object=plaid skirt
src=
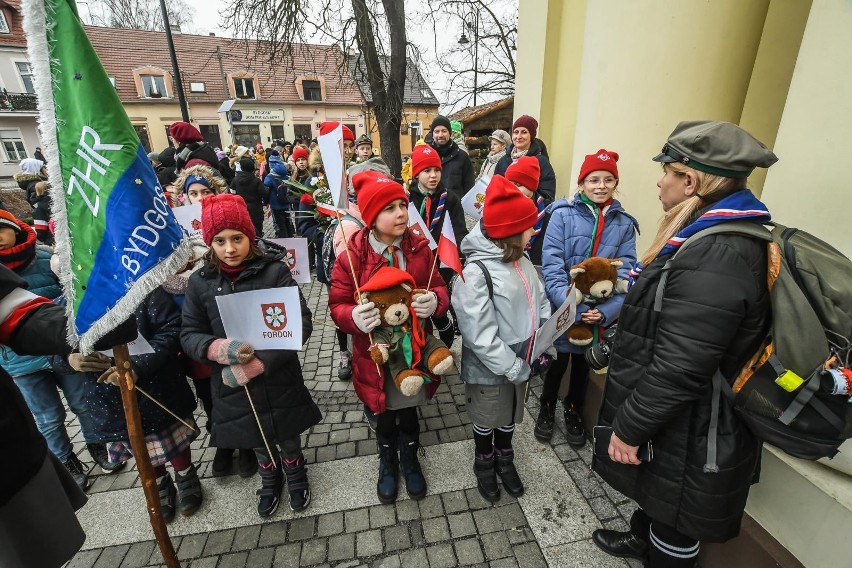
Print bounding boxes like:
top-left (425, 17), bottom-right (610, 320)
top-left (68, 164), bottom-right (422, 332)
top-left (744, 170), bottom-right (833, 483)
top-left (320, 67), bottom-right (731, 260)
top-left (107, 419), bottom-right (199, 467)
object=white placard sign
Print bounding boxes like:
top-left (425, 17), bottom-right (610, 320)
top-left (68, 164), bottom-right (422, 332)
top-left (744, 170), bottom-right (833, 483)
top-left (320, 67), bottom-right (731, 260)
top-left (268, 238), bottom-right (310, 284)
top-left (172, 203), bottom-right (203, 240)
top-left (407, 203), bottom-right (438, 250)
top-left (317, 124), bottom-right (347, 210)
top-left (99, 334), bottom-right (155, 357)
top-left (531, 287), bottom-right (579, 360)
top-left (461, 175), bottom-right (490, 220)
top-left (215, 287), bottom-right (303, 350)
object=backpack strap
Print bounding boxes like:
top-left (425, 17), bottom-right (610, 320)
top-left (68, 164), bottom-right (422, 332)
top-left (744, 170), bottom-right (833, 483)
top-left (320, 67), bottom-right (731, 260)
top-left (472, 260), bottom-right (494, 300)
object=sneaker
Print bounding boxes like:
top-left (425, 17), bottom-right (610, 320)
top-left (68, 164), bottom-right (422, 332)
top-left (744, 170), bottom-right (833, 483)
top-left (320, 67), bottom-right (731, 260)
top-left (211, 448), bottom-right (234, 477)
top-left (87, 443), bottom-right (126, 474)
top-left (564, 404), bottom-right (587, 448)
top-left (256, 462), bottom-right (283, 518)
top-left (238, 449), bottom-right (257, 478)
top-left (337, 350), bottom-right (353, 381)
top-left (534, 401), bottom-right (556, 442)
top-left (157, 473), bottom-right (177, 523)
top-left (363, 404), bottom-right (378, 433)
top-left (283, 454), bottom-right (311, 512)
top-left (63, 453), bottom-right (90, 492)
top-left (175, 464), bottom-right (203, 517)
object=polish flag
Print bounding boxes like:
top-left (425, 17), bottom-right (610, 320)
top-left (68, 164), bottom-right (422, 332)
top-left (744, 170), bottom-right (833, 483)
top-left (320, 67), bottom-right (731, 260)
top-left (437, 220), bottom-right (464, 282)
top-left (315, 201), bottom-right (342, 217)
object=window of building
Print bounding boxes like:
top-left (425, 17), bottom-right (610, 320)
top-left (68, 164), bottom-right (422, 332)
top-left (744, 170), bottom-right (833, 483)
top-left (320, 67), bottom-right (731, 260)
top-left (233, 124), bottom-right (261, 147)
top-left (293, 123), bottom-right (312, 143)
top-left (303, 80), bottom-right (322, 101)
top-left (199, 124), bottom-right (221, 149)
top-left (190, 82), bottom-right (206, 93)
top-left (420, 88), bottom-right (432, 99)
top-left (0, 11), bottom-right (10, 34)
top-left (133, 125), bottom-right (151, 153)
top-left (271, 125), bottom-right (285, 140)
top-left (0, 129), bottom-right (27, 162)
top-left (233, 77), bottom-right (255, 99)
top-left (164, 126), bottom-right (174, 147)
top-left (16, 62), bottom-right (34, 94)
top-left (141, 74), bottom-right (167, 98)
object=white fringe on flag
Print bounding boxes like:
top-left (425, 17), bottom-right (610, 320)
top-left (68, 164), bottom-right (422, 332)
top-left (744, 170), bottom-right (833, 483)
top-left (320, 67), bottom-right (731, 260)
top-left (22, 0), bottom-right (192, 353)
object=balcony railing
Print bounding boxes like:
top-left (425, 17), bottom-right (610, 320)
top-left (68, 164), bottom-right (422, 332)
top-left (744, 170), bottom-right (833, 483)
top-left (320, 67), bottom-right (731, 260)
top-left (0, 90), bottom-right (38, 111)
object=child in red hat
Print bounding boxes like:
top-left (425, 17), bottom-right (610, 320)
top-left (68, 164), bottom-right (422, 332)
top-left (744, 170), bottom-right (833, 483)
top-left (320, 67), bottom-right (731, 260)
top-left (537, 148), bottom-right (637, 448)
top-left (328, 171), bottom-right (450, 505)
top-left (505, 155), bottom-right (549, 267)
top-left (452, 174), bottom-right (556, 502)
top-left (181, 193), bottom-right (321, 518)
top-left (406, 144), bottom-right (469, 347)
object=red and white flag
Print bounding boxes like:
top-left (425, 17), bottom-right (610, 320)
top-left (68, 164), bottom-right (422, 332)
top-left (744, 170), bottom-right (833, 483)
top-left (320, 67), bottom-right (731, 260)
top-left (437, 220), bottom-right (464, 282)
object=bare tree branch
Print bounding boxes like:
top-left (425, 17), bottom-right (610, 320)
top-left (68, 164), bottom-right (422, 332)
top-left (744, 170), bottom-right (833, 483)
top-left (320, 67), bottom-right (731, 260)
top-left (85, 0), bottom-right (196, 32)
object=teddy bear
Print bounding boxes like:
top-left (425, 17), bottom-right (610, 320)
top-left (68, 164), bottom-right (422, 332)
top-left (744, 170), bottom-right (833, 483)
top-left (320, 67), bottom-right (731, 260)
top-left (358, 266), bottom-right (455, 396)
top-left (566, 257), bottom-right (629, 346)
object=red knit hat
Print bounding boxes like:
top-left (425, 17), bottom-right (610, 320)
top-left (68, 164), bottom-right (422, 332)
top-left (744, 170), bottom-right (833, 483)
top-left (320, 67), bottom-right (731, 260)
top-left (410, 145), bottom-right (442, 179)
top-left (505, 156), bottom-right (540, 190)
top-left (319, 121), bottom-right (356, 142)
top-left (355, 171), bottom-right (408, 228)
top-left (577, 148), bottom-right (619, 184)
top-left (483, 175), bottom-right (539, 239)
top-left (201, 193), bottom-right (256, 246)
top-left (359, 266), bottom-right (416, 294)
top-left (169, 121), bottom-right (204, 144)
top-left (292, 146), bottom-right (309, 162)
top-left (512, 115), bottom-right (538, 139)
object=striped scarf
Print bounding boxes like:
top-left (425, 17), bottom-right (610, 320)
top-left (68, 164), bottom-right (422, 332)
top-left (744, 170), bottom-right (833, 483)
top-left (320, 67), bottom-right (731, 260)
top-left (525, 195), bottom-right (546, 250)
top-left (0, 221), bottom-right (37, 273)
top-left (429, 191), bottom-right (447, 230)
top-left (657, 189), bottom-right (771, 258)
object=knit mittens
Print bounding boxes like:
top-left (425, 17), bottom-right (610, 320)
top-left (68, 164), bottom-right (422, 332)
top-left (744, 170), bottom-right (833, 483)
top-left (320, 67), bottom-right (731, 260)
top-left (222, 358), bottom-right (265, 388)
top-left (208, 338), bottom-right (255, 365)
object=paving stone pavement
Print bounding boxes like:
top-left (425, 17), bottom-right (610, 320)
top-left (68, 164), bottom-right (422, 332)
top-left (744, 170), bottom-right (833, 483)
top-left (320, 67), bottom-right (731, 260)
top-left (61, 275), bottom-right (643, 567)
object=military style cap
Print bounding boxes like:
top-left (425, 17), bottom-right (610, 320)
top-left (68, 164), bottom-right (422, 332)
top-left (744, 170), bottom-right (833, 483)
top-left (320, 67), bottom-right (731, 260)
top-left (653, 120), bottom-right (778, 178)
top-left (355, 133), bottom-right (373, 147)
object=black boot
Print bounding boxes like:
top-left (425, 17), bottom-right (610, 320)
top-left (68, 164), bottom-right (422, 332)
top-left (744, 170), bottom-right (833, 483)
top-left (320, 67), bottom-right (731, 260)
top-left (473, 453), bottom-right (500, 503)
top-left (376, 433), bottom-right (399, 504)
top-left (87, 443), bottom-right (126, 474)
top-left (157, 472), bottom-right (177, 523)
top-left (63, 453), bottom-right (90, 492)
top-left (534, 401), bottom-right (556, 442)
top-left (564, 403), bottom-right (587, 448)
top-left (283, 454), bottom-right (311, 512)
top-left (211, 448), bottom-right (234, 477)
top-left (591, 528), bottom-right (649, 561)
top-left (256, 462), bottom-right (283, 518)
top-left (398, 430), bottom-right (427, 500)
top-left (238, 448), bottom-right (257, 478)
top-left (494, 448), bottom-right (524, 497)
top-left (175, 464), bottom-right (203, 517)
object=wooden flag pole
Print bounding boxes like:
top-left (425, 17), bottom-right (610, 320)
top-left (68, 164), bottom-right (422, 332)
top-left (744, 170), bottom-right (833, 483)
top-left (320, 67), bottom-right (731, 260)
top-left (113, 343), bottom-right (180, 568)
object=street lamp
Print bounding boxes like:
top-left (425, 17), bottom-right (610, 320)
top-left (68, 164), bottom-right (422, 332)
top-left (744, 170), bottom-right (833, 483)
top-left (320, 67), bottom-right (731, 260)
top-left (458, 12), bottom-right (479, 106)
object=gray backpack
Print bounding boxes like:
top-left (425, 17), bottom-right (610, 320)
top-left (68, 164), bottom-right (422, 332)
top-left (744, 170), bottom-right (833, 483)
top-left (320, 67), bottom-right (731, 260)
top-left (656, 222), bottom-right (852, 464)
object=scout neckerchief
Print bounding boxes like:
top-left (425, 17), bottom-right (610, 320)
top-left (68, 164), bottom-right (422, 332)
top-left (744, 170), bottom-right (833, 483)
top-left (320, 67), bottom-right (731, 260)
top-left (418, 186), bottom-right (448, 231)
top-left (524, 195), bottom-right (546, 251)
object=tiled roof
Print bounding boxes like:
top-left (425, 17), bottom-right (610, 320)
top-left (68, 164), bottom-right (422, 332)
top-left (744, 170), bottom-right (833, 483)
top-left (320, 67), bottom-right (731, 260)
top-left (0, 0), bottom-right (27, 48)
top-left (346, 53), bottom-right (439, 107)
top-left (84, 25), bottom-right (365, 106)
top-left (449, 96), bottom-right (514, 125)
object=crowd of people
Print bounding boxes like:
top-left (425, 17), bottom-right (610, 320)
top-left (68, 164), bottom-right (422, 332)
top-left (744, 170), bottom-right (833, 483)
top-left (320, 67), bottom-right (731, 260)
top-left (1, 116), bottom-right (782, 568)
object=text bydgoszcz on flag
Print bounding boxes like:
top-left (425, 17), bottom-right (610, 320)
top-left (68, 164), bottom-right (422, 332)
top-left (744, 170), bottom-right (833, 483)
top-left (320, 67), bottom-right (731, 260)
top-left (23, 0), bottom-right (191, 352)
top-left (437, 218), bottom-right (464, 281)
top-left (215, 287), bottom-right (303, 350)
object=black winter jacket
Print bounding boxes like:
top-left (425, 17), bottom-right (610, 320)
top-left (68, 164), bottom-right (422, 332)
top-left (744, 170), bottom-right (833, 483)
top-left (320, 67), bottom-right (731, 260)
top-left (407, 182), bottom-right (469, 252)
top-left (230, 171), bottom-right (269, 236)
top-left (593, 231), bottom-right (770, 542)
top-left (32, 193), bottom-right (53, 245)
top-left (495, 139), bottom-right (557, 204)
top-left (429, 139), bottom-right (474, 199)
top-left (175, 141), bottom-right (220, 173)
top-left (52, 288), bottom-right (196, 442)
top-left (180, 252), bottom-right (320, 449)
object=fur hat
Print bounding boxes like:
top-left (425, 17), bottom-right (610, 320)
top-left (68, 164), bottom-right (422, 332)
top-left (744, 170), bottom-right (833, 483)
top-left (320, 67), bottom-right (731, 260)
top-left (355, 172), bottom-right (408, 228)
top-left (201, 193), bottom-right (256, 246)
top-left (483, 175), bottom-right (539, 239)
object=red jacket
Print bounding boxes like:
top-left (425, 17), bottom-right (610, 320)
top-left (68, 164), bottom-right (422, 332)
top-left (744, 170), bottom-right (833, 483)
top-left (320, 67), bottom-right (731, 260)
top-left (329, 228), bottom-right (449, 413)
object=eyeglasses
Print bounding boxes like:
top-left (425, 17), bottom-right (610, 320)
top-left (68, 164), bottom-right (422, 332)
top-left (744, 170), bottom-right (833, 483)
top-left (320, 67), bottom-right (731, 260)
top-left (583, 177), bottom-right (617, 188)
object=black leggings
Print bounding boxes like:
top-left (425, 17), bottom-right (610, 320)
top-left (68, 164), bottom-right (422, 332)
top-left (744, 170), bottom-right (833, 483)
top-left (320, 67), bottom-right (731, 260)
top-left (375, 407), bottom-right (419, 438)
top-left (254, 435), bottom-right (302, 465)
top-left (540, 352), bottom-right (590, 409)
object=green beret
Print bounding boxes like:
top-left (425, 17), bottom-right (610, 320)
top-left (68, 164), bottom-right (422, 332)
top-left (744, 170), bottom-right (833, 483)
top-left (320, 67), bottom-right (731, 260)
top-left (653, 120), bottom-right (778, 178)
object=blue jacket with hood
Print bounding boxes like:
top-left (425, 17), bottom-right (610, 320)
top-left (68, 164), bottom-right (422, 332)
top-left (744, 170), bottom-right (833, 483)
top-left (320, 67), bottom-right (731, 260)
top-left (541, 192), bottom-right (638, 353)
top-left (263, 156), bottom-right (291, 211)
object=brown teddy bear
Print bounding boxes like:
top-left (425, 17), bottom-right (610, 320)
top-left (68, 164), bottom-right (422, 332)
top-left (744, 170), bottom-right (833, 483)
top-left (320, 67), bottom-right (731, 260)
top-left (566, 257), bottom-right (628, 346)
top-left (358, 266), bottom-right (455, 396)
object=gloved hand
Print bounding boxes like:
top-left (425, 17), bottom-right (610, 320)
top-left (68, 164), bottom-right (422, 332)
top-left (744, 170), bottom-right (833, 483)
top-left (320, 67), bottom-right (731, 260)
top-left (68, 352), bottom-right (113, 373)
top-left (97, 361), bottom-right (136, 387)
top-left (412, 290), bottom-right (438, 319)
top-left (506, 357), bottom-right (532, 385)
top-left (530, 353), bottom-right (553, 377)
top-left (222, 358), bottom-right (266, 388)
top-left (207, 339), bottom-right (256, 365)
top-left (352, 301), bottom-right (380, 334)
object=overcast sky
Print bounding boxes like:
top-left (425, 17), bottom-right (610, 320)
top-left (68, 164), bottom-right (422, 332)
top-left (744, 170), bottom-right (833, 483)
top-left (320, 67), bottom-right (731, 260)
top-left (79, 0), bottom-right (514, 114)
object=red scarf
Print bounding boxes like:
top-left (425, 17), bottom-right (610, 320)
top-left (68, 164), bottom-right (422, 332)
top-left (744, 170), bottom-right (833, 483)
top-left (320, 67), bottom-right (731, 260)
top-left (0, 221), bottom-right (37, 273)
